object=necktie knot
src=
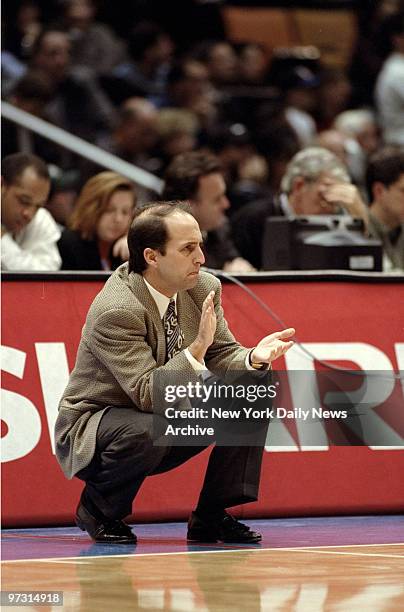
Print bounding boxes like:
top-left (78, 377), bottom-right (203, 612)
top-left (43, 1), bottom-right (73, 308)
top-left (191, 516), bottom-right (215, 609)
top-left (163, 299), bottom-right (184, 360)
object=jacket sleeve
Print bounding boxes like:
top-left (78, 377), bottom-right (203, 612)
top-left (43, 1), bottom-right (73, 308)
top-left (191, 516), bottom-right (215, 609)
top-left (89, 306), bottom-right (200, 413)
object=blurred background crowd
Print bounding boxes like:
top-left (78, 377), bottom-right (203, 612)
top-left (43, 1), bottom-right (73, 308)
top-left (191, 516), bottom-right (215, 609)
top-left (1, 0), bottom-right (404, 273)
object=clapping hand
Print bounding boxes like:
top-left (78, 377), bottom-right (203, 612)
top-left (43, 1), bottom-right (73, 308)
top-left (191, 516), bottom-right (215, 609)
top-left (250, 328), bottom-right (295, 366)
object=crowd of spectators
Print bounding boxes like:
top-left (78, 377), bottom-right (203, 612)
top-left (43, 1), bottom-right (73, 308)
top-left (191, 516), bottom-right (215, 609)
top-left (1, 0), bottom-right (403, 273)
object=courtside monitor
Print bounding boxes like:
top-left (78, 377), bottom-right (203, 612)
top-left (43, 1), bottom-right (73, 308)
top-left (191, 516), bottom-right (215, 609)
top-left (262, 216), bottom-right (383, 271)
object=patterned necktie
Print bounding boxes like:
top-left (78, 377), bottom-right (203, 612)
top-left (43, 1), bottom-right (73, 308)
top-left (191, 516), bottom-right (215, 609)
top-left (163, 299), bottom-right (184, 360)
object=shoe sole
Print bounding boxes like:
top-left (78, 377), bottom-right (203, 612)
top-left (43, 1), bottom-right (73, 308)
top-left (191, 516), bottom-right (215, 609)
top-left (187, 536), bottom-right (262, 544)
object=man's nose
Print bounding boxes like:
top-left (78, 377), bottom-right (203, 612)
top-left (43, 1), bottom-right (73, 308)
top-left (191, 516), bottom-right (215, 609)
top-left (221, 195), bottom-right (230, 210)
top-left (195, 245), bottom-right (205, 265)
top-left (22, 207), bottom-right (35, 221)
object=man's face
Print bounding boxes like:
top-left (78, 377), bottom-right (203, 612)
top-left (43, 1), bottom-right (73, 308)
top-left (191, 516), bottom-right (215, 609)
top-left (379, 173), bottom-right (404, 225)
top-left (173, 61), bottom-right (210, 104)
top-left (34, 32), bottom-right (71, 81)
top-left (192, 172), bottom-right (229, 231)
top-left (291, 172), bottom-right (345, 215)
top-left (357, 123), bottom-right (380, 155)
top-left (148, 212), bottom-right (205, 297)
top-left (123, 114), bottom-right (158, 154)
top-left (1, 167), bottom-right (50, 235)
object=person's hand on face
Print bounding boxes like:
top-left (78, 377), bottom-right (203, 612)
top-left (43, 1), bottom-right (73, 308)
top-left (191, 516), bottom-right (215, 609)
top-left (112, 235), bottom-right (129, 261)
top-left (319, 182), bottom-right (369, 223)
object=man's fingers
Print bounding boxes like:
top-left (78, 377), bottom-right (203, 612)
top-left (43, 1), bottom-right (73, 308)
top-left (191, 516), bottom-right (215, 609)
top-left (268, 339), bottom-right (294, 361)
top-left (203, 291), bottom-right (215, 308)
top-left (274, 328), bottom-right (295, 339)
top-left (281, 327), bottom-right (295, 337)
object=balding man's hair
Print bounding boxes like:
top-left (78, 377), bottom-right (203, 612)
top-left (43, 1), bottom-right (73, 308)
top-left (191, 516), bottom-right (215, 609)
top-left (128, 201), bottom-right (194, 273)
top-left (280, 147), bottom-right (350, 194)
top-left (334, 109), bottom-right (377, 135)
top-left (162, 151), bottom-right (222, 201)
top-left (31, 27), bottom-right (68, 59)
top-left (2, 153), bottom-right (50, 185)
top-left (118, 97), bottom-right (156, 124)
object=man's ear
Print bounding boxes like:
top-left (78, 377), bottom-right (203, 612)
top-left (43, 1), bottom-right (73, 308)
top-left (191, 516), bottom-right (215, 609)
top-left (372, 181), bottom-right (385, 202)
top-left (291, 176), bottom-right (306, 194)
top-left (143, 247), bottom-right (158, 267)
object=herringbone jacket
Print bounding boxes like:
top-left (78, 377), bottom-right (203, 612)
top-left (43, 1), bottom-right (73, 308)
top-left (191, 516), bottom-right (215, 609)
top-left (55, 264), bottom-right (248, 479)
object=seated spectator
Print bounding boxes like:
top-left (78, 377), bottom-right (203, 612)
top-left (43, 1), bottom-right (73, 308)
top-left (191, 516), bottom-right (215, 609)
top-left (162, 151), bottom-right (255, 272)
top-left (334, 110), bottom-right (380, 157)
top-left (81, 97), bottom-right (159, 183)
top-left (232, 147), bottom-right (369, 269)
top-left (333, 110), bottom-right (381, 189)
top-left (366, 146), bottom-right (404, 271)
top-left (111, 21), bottom-right (173, 100)
top-left (314, 129), bottom-right (366, 189)
top-left (59, 0), bottom-right (126, 76)
top-left (314, 129), bottom-right (350, 164)
top-left (349, 0), bottom-right (401, 106)
top-left (1, 152), bottom-right (61, 271)
top-left (1, 70), bottom-right (53, 159)
top-left (192, 40), bottom-right (239, 88)
top-left (30, 28), bottom-right (116, 143)
top-left (2, 0), bottom-right (42, 62)
top-left (255, 119), bottom-right (301, 196)
top-left (280, 66), bottom-right (320, 146)
top-left (205, 123), bottom-right (269, 214)
top-left (237, 42), bottom-right (269, 86)
top-left (58, 172), bottom-right (136, 270)
top-left (375, 12), bottom-right (404, 145)
top-left (154, 108), bottom-right (199, 174)
top-left (162, 58), bottom-right (217, 130)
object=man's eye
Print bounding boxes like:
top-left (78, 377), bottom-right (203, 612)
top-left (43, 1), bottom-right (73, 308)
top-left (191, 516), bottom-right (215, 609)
top-left (18, 198), bottom-right (32, 207)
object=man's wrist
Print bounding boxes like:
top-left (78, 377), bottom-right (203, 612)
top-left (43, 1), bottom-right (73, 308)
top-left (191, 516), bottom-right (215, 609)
top-left (188, 339), bottom-right (207, 364)
top-left (249, 349), bottom-right (269, 370)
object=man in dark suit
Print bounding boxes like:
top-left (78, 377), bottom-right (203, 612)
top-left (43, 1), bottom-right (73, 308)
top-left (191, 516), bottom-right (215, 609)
top-left (55, 202), bottom-right (294, 544)
top-left (162, 151), bottom-right (255, 272)
top-left (232, 147), bottom-right (369, 269)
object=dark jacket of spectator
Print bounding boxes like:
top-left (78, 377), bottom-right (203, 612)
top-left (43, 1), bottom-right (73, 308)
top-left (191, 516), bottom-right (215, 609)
top-left (57, 228), bottom-right (123, 271)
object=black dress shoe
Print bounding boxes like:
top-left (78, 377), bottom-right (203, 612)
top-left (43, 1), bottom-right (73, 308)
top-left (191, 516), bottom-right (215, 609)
top-left (187, 511), bottom-right (262, 544)
top-left (75, 502), bottom-right (137, 544)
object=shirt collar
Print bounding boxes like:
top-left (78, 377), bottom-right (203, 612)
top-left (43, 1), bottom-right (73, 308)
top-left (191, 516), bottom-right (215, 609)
top-left (143, 277), bottom-right (177, 319)
top-left (279, 193), bottom-right (295, 217)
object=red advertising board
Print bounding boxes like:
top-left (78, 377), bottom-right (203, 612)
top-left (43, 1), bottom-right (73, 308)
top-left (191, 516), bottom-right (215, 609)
top-left (1, 274), bottom-right (404, 526)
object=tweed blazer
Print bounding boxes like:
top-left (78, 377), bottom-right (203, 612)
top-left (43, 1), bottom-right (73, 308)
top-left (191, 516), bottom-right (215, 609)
top-left (55, 264), bottom-right (249, 478)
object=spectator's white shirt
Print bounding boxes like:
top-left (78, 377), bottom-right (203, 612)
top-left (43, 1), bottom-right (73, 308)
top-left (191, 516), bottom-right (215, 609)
top-left (1, 208), bottom-right (62, 271)
top-left (285, 107), bottom-right (317, 147)
top-left (375, 52), bottom-right (404, 145)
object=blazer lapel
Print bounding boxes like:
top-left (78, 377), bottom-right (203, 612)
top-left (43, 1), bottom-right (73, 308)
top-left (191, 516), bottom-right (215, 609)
top-left (177, 291), bottom-right (201, 348)
top-left (128, 273), bottom-right (166, 365)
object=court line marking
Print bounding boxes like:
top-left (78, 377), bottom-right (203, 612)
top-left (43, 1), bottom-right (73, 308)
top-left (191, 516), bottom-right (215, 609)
top-left (283, 549), bottom-right (404, 559)
top-left (2, 542), bottom-right (404, 564)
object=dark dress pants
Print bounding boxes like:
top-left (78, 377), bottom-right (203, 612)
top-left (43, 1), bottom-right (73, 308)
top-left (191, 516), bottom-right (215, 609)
top-left (76, 405), bottom-right (266, 520)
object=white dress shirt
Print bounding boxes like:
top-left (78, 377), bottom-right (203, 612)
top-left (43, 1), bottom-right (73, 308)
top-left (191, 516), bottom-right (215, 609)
top-left (143, 277), bottom-right (257, 373)
top-left (1, 208), bottom-right (61, 271)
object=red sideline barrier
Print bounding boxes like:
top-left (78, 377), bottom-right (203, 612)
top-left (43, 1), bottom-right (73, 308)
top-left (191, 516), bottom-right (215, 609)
top-left (1, 275), bottom-right (404, 526)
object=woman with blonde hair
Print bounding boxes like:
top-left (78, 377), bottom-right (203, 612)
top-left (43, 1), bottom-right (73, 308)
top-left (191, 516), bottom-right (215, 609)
top-left (58, 171), bottom-right (136, 270)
